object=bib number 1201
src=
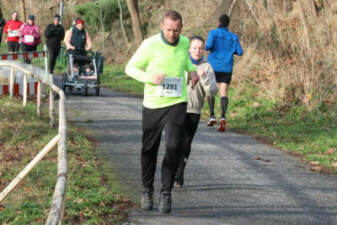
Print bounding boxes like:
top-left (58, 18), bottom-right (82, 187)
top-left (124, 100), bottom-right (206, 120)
top-left (156, 77), bottom-right (182, 97)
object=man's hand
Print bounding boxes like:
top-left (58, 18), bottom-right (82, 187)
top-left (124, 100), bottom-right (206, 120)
top-left (85, 46), bottom-right (91, 51)
top-left (68, 45), bottom-right (75, 50)
top-left (189, 71), bottom-right (199, 89)
top-left (153, 73), bottom-right (166, 85)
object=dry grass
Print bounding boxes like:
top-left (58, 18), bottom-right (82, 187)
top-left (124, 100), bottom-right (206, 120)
top-left (233, 0), bottom-right (337, 110)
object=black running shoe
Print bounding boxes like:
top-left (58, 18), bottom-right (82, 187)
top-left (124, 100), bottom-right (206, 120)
top-left (159, 191), bottom-right (172, 213)
top-left (140, 191), bottom-right (153, 210)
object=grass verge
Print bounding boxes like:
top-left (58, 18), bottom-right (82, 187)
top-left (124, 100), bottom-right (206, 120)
top-left (0, 96), bottom-right (132, 224)
top-left (102, 65), bottom-right (337, 173)
top-left (202, 85), bottom-right (337, 173)
top-left (101, 64), bottom-right (143, 97)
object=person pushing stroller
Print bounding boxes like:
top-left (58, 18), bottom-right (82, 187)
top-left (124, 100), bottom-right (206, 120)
top-left (64, 18), bottom-right (92, 56)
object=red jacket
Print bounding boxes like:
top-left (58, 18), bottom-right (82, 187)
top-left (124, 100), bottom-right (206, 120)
top-left (4, 20), bottom-right (23, 42)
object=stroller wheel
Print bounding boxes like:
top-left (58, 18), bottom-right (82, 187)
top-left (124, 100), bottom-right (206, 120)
top-left (62, 73), bottom-right (67, 90)
top-left (62, 73), bottom-right (71, 96)
top-left (96, 86), bottom-right (100, 96)
top-left (84, 87), bottom-right (88, 96)
top-left (63, 85), bottom-right (67, 95)
top-left (63, 86), bottom-right (70, 96)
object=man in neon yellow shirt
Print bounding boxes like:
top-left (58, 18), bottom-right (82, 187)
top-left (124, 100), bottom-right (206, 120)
top-left (125, 10), bottom-right (199, 213)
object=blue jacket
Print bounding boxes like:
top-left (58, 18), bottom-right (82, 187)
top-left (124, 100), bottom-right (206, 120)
top-left (205, 27), bottom-right (243, 73)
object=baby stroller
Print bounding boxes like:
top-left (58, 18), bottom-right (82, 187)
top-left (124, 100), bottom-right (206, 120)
top-left (62, 50), bottom-right (103, 96)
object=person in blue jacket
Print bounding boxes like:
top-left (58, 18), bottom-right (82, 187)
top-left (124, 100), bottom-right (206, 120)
top-left (205, 14), bottom-right (243, 132)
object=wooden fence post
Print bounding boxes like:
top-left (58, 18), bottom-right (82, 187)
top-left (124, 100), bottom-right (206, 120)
top-left (9, 66), bottom-right (14, 97)
top-left (49, 89), bottom-right (54, 127)
top-left (23, 74), bottom-right (27, 106)
top-left (37, 81), bottom-right (42, 116)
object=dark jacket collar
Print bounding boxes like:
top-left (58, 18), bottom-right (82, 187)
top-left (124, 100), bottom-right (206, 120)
top-left (160, 31), bottom-right (180, 46)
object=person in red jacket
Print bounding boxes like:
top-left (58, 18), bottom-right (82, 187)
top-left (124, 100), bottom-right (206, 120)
top-left (4, 11), bottom-right (23, 53)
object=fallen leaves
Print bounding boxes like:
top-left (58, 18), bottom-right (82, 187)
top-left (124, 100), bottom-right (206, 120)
top-left (252, 102), bottom-right (261, 108)
top-left (255, 157), bottom-right (272, 163)
top-left (310, 161), bottom-right (320, 166)
top-left (309, 161), bottom-right (322, 172)
top-left (324, 148), bottom-right (336, 155)
top-left (310, 166), bottom-right (322, 172)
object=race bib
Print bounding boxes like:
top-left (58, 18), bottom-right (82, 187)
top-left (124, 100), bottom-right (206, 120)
top-left (156, 77), bottom-right (182, 97)
top-left (8, 30), bottom-right (19, 37)
top-left (24, 35), bottom-right (34, 43)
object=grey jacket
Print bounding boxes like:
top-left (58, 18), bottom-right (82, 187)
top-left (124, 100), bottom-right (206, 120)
top-left (186, 60), bottom-right (218, 114)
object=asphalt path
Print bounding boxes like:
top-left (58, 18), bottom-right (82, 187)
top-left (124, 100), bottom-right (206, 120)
top-left (56, 78), bottom-right (337, 225)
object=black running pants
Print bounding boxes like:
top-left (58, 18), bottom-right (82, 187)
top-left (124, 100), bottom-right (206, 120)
top-left (48, 46), bottom-right (60, 74)
top-left (142, 102), bottom-right (187, 193)
top-left (21, 44), bottom-right (37, 64)
top-left (177, 113), bottom-right (200, 173)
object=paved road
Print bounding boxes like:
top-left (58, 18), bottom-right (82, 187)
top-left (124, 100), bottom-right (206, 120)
top-left (59, 81), bottom-right (337, 225)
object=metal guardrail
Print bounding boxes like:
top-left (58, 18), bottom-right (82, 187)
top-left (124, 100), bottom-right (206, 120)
top-left (0, 60), bottom-right (67, 225)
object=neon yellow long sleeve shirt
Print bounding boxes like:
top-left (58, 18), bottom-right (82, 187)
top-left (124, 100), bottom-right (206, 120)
top-left (125, 33), bottom-right (196, 109)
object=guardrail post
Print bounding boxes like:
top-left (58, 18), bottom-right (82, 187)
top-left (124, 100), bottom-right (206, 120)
top-left (23, 73), bottom-right (28, 106)
top-left (9, 66), bottom-right (14, 97)
top-left (49, 89), bottom-right (54, 127)
top-left (37, 81), bottom-right (42, 116)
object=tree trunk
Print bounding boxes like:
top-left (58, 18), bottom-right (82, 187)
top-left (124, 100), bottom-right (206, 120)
top-left (126, 0), bottom-right (143, 45)
top-left (20, 0), bottom-right (26, 22)
top-left (117, 0), bottom-right (129, 46)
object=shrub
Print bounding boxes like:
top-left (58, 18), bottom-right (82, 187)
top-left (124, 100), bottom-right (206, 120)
top-left (75, 0), bottom-right (129, 32)
top-left (234, 0), bottom-right (337, 111)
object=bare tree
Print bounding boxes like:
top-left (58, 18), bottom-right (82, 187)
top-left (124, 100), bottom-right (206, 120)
top-left (20, 0), bottom-right (26, 22)
top-left (98, 1), bottom-right (106, 51)
top-left (117, 0), bottom-right (129, 46)
top-left (228, 0), bottom-right (238, 16)
top-left (126, 0), bottom-right (143, 45)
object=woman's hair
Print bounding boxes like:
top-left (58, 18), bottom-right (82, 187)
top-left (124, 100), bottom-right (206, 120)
top-left (190, 35), bottom-right (205, 44)
top-left (12, 11), bottom-right (19, 17)
top-left (218, 14), bottom-right (230, 28)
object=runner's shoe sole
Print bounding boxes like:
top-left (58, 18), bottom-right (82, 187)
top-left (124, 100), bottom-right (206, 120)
top-left (207, 119), bottom-right (217, 127)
